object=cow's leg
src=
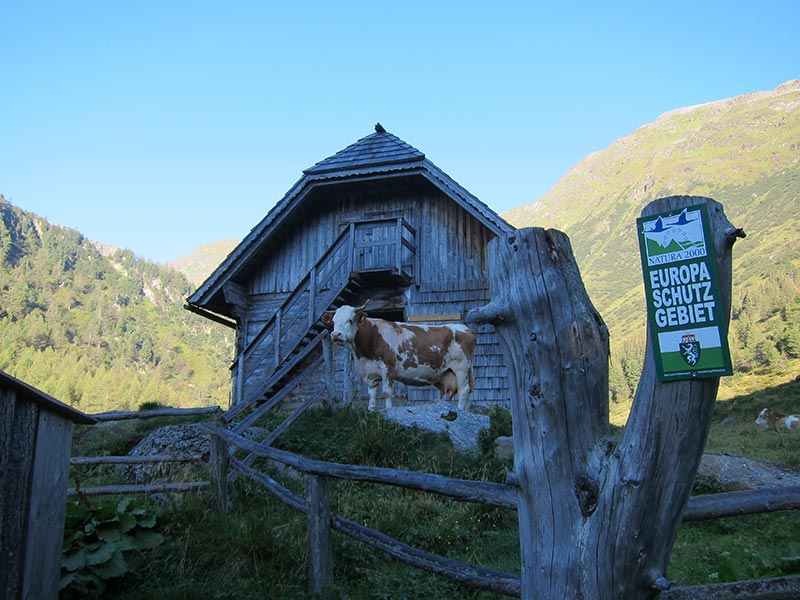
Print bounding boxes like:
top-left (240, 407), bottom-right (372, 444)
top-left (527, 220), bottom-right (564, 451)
top-left (382, 377), bottom-right (393, 409)
top-left (367, 382), bottom-right (379, 411)
top-left (455, 369), bottom-right (472, 411)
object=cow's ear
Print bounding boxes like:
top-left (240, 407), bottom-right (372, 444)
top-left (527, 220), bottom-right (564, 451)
top-left (321, 311), bottom-right (334, 328)
top-left (357, 311), bottom-right (367, 323)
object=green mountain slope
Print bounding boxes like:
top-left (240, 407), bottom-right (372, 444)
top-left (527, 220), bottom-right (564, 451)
top-left (504, 80), bottom-right (800, 407)
top-left (0, 196), bottom-right (234, 412)
top-left (169, 238), bottom-right (238, 286)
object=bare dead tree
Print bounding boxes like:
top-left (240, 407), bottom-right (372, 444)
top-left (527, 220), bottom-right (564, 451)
top-left (467, 196), bottom-right (744, 599)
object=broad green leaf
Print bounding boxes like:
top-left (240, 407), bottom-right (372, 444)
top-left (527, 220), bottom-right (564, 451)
top-left (84, 543), bottom-right (115, 567)
top-left (90, 548), bottom-right (129, 579)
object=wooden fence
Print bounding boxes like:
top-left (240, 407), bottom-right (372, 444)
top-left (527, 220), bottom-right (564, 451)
top-left (61, 396), bottom-right (800, 598)
top-left (204, 424), bottom-right (800, 600)
top-left (67, 406), bottom-right (220, 498)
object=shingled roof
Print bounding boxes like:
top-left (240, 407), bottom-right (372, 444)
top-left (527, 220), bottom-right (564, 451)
top-left (304, 127), bottom-right (424, 175)
top-left (187, 125), bottom-right (513, 316)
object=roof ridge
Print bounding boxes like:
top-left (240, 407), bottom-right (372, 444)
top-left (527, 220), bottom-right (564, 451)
top-left (304, 129), bottom-right (425, 175)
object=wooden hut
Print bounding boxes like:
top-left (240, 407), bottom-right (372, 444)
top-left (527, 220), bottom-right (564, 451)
top-left (0, 369), bottom-right (95, 600)
top-left (187, 125), bottom-right (515, 412)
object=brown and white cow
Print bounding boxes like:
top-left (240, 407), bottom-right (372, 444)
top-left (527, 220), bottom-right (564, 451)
top-left (755, 407), bottom-right (800, 430)
top-left (321, 305), bottom-right (476, 411)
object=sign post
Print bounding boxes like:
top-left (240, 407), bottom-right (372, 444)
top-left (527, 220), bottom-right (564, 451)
top-left (637, 203), bottom-right (733, 381)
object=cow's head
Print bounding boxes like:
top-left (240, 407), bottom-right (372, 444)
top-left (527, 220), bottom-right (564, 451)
top-left (321, 305), bottom-right (368, 346)
top-left (755, 407), bottom-right (781, 427)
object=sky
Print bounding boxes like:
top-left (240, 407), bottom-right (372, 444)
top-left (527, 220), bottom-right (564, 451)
top-left (1, 1), bottom-right (798, 264)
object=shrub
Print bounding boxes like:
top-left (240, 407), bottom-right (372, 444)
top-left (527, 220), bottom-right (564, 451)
top-left (61, 498), bottom-right (164, 598)
top-left (138, 401), bottom-right (167, 412)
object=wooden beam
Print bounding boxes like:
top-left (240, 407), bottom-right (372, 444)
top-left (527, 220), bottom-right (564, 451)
top-left (91, 406), bottom-right (221, 421)
top-left (406, 314), bottom-right (462, 323)
top-left (70, 454), bottom-right (203, 465)
top-left (682, 486), bottom-right (800, 521)
top-left (663, 574), bottom-right (800, 600)
top-left (222, 281), bottom-right (249, 316)
top-left (66, 481), bottom-right (209, 496)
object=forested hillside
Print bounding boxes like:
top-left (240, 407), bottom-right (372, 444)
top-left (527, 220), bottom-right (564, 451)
top-left (504, 80), bottom-right (800, 408)
top-left (0, 196), bottom-right (233, 413)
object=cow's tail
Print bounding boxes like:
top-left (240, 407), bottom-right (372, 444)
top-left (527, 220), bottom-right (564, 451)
top-left (468, 367), bottom-right (474, 393)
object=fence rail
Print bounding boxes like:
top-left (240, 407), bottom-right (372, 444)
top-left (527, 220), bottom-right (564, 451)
top-left (90, 406), bottom-right (221, 422)
top-left (66, 405), bottom-right (800, 598)
top-left (67, 404), bottom-right (800, 598)
top-left (67, 406), bottom-right (220, 498)
top-left (204, 424), bottom-right (800, 599)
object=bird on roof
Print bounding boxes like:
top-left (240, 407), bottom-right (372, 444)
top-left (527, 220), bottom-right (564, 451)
top-left (375, 123), bottom-right (386, 133)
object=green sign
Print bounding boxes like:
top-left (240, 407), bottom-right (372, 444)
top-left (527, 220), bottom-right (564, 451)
top-left (637, 203), bottom-right (733, 381)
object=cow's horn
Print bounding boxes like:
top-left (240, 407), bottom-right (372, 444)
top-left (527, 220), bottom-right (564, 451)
top-left (354, 300), bottom-right (370, 311)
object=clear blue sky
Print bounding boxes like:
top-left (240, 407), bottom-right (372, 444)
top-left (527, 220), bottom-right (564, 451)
top-left (2, 1), bottom-right (798, 264)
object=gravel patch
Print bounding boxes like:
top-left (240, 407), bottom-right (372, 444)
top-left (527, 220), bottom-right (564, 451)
top-left (698, 453), bottom-right (800, 490)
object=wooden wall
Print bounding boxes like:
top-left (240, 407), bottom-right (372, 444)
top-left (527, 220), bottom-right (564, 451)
top-left (0, 376), bottom-right (90, 600)
top-left (237, 179), bottom-right (510, 407)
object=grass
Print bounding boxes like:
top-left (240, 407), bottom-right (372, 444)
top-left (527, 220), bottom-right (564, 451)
top-left (65, 386), bottom-right (800, 598)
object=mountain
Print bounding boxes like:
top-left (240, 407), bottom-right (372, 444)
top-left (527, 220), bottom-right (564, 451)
top-left (504, 80), bottom-right (800, 406)
top-left (169, 238), bottom-right (238, 286)
top-left (0, 196), bottom-right (234, 413)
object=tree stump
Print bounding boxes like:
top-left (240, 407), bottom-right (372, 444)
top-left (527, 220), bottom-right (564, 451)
top-left (467, 196), bottom-right (743, 599)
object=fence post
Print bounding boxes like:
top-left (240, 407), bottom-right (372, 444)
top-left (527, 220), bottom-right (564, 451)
top-left (208, 421), bottom-right (230, 515)
top-left (466, 196), bottom-right (742, 599)
top-left (305, 474), bottom-right (333, 598)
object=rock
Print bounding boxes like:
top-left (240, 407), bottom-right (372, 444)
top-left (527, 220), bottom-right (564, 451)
top-left (381, 401), bottom-right (490, 453)
top-left (121, 424), bottom-right (269, 484)
top-left (717, 415), bottom-right (737, 429)
top-left (494, 436), bottom-right (514, 460)
top-left (121, 424), bottom-right (208, 484)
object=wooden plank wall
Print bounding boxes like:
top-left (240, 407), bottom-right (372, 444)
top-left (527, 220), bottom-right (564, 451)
top-left (0, 387), bottom-right (35, 599)
top-left (239, 181), bottom-right (510, 407)
top-left (0, 386), bottom-right (74, 600)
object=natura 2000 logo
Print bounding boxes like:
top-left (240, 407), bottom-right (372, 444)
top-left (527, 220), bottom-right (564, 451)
top-left (641, 208), bottom-right (707, 266)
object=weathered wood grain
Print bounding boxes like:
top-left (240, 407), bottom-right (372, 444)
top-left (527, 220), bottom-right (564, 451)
top-left (22, 409), bottom-right (73, 600)
top-left (663, 574), bottom-right (800, 600)
top-left (1, 370), bottom-right (92, 600)
top-left (466, 197), bottom-right (743, 599)
top-left (70, 454), bottom-right (204, 465)
top-left (66, 481), bottom-right (209, 496)
top-left (682, 486), bottom-right (800, 521)
top-left (305, 475), bottom-right (333, 598)
top-left (91, 406), bottom-right (221, 421)
top-left (1, 389), bottom-right (37, 600)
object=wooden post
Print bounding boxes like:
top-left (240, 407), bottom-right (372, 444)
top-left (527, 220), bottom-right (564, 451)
top-left (466, 196), bottom-right (743, 599)
top-left (274, 307), bottom-right (283, 369)
top-left (309, 266), bottom-right (318, 328)
top-left (305, 474), bottom-right (333, 598)
top-left (321, 335), bottom-right (337, 402)
top-left (208, 420), bottom-right (230, 515)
